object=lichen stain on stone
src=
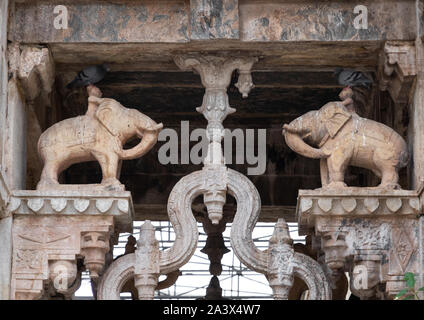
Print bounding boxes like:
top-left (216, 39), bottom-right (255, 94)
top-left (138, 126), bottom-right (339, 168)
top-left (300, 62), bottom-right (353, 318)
top-left (259, 17), bottom-right (269, 27)
top-left (178, 24), bottom-right (189, 40)
top-left (190, 0), bottom-right (239, 39)
top-left (17, 2), bottom-right (188, 43)
top-left (153, 14), bottom-right (169, 22)
top-left (240, 1), bottom-right (415, 42)
top-left (136, 5), bottom-right (149, 24)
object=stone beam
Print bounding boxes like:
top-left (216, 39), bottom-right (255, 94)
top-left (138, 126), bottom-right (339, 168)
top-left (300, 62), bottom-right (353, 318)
top-left (9, 0), bottom-right (417, 43)
top-left (10, 0), bottom-right (190, 43)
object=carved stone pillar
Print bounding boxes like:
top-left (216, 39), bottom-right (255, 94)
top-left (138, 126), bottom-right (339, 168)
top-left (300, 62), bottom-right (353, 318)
top-left (134, 221), bottom-right (160, 300)
top-left (267, 220), bottom-right (295, 299)
top-left (174, 54), bottom-right (257, 224)
top-left (9, 190), bottom-right (133, 299)
top-left (297, 188), bottom-right (422, 299)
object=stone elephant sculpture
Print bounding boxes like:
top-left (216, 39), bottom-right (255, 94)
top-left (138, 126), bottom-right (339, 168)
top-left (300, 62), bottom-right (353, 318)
top-left (283, 102), bottom-right (408, 189)
top-left (37, 96), bottom-right (163, 190)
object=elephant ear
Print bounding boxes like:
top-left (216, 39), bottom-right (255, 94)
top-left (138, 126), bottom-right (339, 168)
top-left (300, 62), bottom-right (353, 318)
top-left (322, 103), bottom-right (352, 138)
top-left (95, 101), bottom-right (118, 136)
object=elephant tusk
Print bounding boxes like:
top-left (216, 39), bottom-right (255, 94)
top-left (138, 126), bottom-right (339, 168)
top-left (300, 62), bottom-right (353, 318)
top-left (146, 123), bottom-right (163, 132)
top-left (282, 123), bottom-right (310, 135)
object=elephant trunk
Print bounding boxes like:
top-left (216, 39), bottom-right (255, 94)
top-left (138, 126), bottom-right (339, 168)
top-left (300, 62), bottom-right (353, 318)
top-left (119, 113), bottom-right (163, 160)
top-left (284, 131), bottom-right (327, 159)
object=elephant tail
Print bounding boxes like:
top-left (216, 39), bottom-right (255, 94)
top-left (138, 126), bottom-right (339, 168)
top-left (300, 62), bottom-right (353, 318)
top-left (389, 131), bottom-right (409, 169)
top-left (394, 136), bottom-right (409, 169)
top-left (397, 149), bottom-right (409, 169)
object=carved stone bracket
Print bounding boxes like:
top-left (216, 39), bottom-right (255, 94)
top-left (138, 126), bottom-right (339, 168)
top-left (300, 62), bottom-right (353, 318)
top-left (8, 43), bottom-right (55, 102)
top-left (10, 190), bottom-right (133, 299)
top-left (12, 215), bottom-right (115, 299)
top-left (174, 54), bottom-right (257, 166)
top-left (297, 188), bottom-right (422, 299)
top-left (378, 41), bottom-right (417, 105)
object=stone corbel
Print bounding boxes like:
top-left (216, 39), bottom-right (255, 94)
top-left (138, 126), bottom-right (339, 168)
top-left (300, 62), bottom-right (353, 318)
top-left (80, 231), bottom-right (110, 279)
top-left (11, 216), bottom-right (116, 300)
top-left (297, 189), bottom-right (422, 299)
top-left (174, 54), bottom-right (257, 164)
top-left (320, 229), bottom-right (349, 273)
top-left (10, 190), bottom-right (133, 299)
top-left (378, 42), bottom-right (417, 105)
top-left (8, 44), bottom-right (55, 102)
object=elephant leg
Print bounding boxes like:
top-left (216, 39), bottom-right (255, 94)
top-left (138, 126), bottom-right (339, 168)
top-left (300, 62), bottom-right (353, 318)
top-left (326, 148), bottom-right (352, 188)
top-left (116, 160), bottom-right (123, 180)
top-left (320, 158), bottom-right (329, 187)
top-left (371, 168), bottom-right (382, 179)
top-left (92, 152), bottom-right (120, 185)
top-left (379, 166), bottom-right (399, 189)
top-left (37, 161), bottom-right (60, 189)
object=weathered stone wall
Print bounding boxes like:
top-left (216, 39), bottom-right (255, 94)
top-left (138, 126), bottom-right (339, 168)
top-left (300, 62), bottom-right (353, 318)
top-left (8, 0), bottom-right (417, 43)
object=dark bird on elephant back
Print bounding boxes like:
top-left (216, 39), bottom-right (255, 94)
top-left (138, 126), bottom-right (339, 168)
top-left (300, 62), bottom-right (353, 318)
top-left (334, 68), bottom-right (373, 89)
top-left (66, 63), bottom-right (110, 89)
